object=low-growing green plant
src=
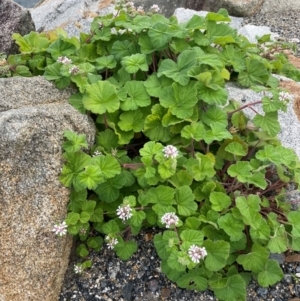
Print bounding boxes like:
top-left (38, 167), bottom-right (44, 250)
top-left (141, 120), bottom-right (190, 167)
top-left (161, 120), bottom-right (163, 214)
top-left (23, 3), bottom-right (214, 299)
top-left (3, 1), bottom-right (300, 300)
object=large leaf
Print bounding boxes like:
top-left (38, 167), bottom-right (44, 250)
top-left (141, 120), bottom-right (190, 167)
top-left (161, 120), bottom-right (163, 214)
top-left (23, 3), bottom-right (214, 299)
top-left (159, 82), bottom-right (198, 119)
top-left (257, 260), bottom-right (284, 287)
top-left (120, 81), bottom-right (151, 111)
top-left (83, 81), bottom-right (119, 114)
top-left (204, 240), bottom-right (230, 271)
top-left (157, 50), bottom-right (197, 85)
top-left (237, 244), bottom-right (269, 273)
top-left (217, 213), bottom-right (244, 241)
top-left (175, 186), bottom-right (197, 216)
top-left (238, 59), bottom-right (269, 87)
top-left (148, 22), bottom-right (171, 48)
top-left (253, 112), bottom-right (280, 137)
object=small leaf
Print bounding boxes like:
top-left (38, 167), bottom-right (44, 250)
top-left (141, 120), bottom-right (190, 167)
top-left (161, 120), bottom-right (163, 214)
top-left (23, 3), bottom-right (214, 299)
top-left (102, 220), bottom-right (120, 234)
top-left (77, 166), bottom-right (103, 189)
top-left (253, 112), bottom-right (280, 137)
top-left (181, 122), bottom-right (205, 141)
top-left (257, 260), bottom-right (284, 287)
top-left (121, 53), bottom-right (148, 73)
top-left (212, 275), bottom-right (246, 301)
top-left (209, 192), bottom-right (231, 212)
top-left (63, 131), bottom-right (88, 152)
top-left (177, 269), bottom-right (208, 291)
top-left (115, 239), bottom-right (138, 260)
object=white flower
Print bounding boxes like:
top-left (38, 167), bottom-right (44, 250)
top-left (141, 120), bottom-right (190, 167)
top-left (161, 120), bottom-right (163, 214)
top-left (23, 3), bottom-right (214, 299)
top-left (111, 27), bottom-right (118, 35)
top-left (150, 4), bottom-right (160, 12)
top-left (52, 221), bottom-right (67, 236)
top-left (161, 212), bottom-right (179, 228)
top-left (188, 245), bottom-right (207, 263)
top-left (126, 1), bottom-right (135, 8)
top-left (57, 56), bottom-right (72, 65)
top-left (116, 204), bottom-right (133, 221)
top-left (163, 145), bottom-right (179, 159)
top-left (93, 150), bottom-right (102, 157)
top-left (278, 91), bottom-right (292, 102)
top-left (106, 236), bottom-right (118, 250)
top-left (69, 66), bottom-right (80, 75)
top-left (137, 6), bottom-right (144, 13)
top-left (74, 264), bottom-right (83, 274)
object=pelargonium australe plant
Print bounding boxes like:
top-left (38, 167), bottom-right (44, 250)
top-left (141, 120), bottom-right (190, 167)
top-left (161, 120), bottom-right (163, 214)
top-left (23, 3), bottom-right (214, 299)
top-left (3, 1), bottom-right (300, 300)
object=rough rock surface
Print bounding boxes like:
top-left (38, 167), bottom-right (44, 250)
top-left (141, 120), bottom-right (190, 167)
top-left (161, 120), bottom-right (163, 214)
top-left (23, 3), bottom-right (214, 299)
top-left (226, 77), bottom-right (300, 158)
top-left (31, 0), bottom-right (114, 37)
top-left (0, 0), bottom-right (35, 55)
top-left (202, 0), bottom-right (264, 17)
top-left (0, 76), bottom-right (96, 301)
top-left (260, 0), bottom-right (300, 13)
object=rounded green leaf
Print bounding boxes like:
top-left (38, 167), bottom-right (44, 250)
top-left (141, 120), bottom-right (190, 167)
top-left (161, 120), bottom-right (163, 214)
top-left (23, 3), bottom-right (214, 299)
top-left (83, 81), bottom-right (119, 114)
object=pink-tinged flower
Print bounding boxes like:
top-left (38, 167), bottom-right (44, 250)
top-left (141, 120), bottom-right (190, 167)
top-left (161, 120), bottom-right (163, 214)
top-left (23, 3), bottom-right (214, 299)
top-left (106, 236), bottom-right (118, 250)
top-left (126, 1), bottom-right (135, 8)
top-left (57, 56), bottom-right (72, 65)
top-left (278, 91), bottom-right (292, 102)
top-left (74, 264), bottom-right (83, 274)
top-left (69, 66), bottom-right (80, 75)
top-left (150, 4), bottom-right (160, 12)
top-left (116, 205), bottom-right (133, 221)
top-left (52, 221), bottom-right (67, 236)
top-left (161, 212), bottom-right (179, 228)
top-left (163, 145), bottom-right (179, 159)
top-left (137, 6), bottom-right (144, 13)
top-left (188, 245), bottom-right (207, 263)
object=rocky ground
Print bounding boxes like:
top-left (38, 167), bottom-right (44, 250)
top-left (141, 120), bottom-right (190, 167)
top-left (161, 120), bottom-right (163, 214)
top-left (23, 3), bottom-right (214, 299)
top-left (59, 8), bottom-right (300, 301)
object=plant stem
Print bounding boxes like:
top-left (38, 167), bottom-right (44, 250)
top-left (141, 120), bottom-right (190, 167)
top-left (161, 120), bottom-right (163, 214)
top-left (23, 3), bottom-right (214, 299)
top-left (227, 100), bottom-right (262, 115)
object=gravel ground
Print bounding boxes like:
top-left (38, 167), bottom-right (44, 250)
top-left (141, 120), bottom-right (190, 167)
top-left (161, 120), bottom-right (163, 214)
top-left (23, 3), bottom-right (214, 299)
top-left (59, 8), bottom-right (300, 301)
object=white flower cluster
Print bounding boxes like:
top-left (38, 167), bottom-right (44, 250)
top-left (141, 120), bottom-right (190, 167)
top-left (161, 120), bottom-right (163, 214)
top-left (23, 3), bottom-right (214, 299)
top-left (69, 66), bottom-right (80, 75)
top-left (188, 245), bottom-right (207, 263)
top-left (116, 204), bottom-right (133, 221)
top-left (106, 236), bottom-right (118, 250)
top-left (161, 212), bottom-right (179, 228)
top-left (93, 150), bottom-right (102, 157)
top-left (52, 221), bottom-right (67, 236)
top-left (57, 56), bottom-right (72, 65)
top-left (163, 145), bottom-right (179, 159)
top-left (150, 4), bottom-right (160, 12)
top-left (278, 91), bottom-right (292, 102)
top-left (74, 264), bottom-right (83, 274)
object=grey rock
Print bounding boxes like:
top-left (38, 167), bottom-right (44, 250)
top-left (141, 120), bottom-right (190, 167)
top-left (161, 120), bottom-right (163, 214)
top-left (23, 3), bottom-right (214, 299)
top-left (226, 80), bottom-right (300, 159)
top-left (173, 8), bottom-right (244, 30)
top-left (257, 287), bottom-right (269, 297)
top-left (30, 0), bottom-right (115, 37)
top-left (270, 253), bottom-right (285, 265)
top-left (238, 24), bottom-right (279, 43)
top-left (148, 279), bottom-right (159, 292)
top-left (260, 0), bottom-right (300, 14)
top-left (283, 274), bottom-right (293, 284)
top-left (0, 76), bottom-right (95, 301)
top-left (0, 0), bottom-right (35, 55)
top-left (202, 0), bottom-right (264, 17)
top-left (122, 282), bottom-right (134, 301)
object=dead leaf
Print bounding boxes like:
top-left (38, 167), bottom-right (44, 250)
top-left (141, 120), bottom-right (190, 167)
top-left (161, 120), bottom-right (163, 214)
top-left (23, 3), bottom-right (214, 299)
top-left (285, 253), bottom-right (300, 262)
